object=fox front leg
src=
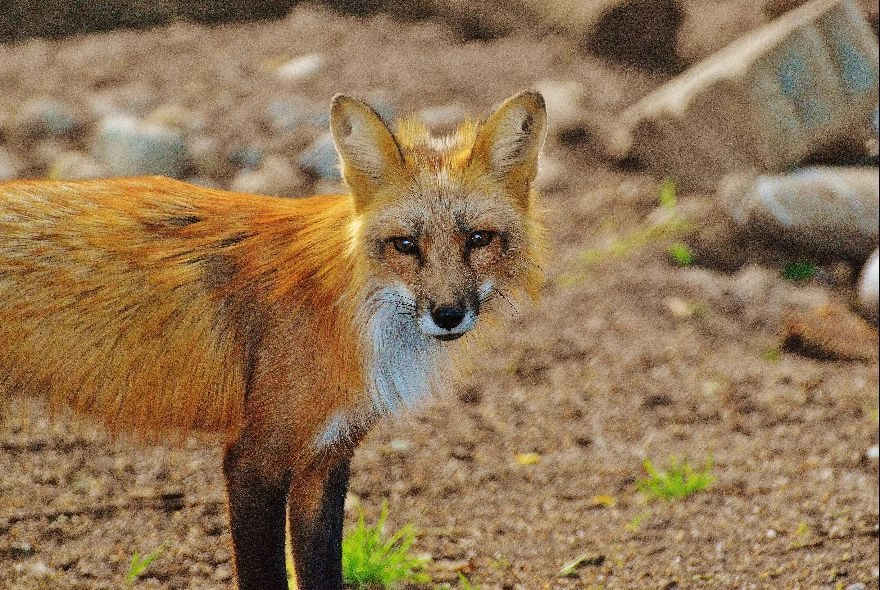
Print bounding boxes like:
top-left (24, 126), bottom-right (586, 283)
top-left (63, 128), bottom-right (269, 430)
top-left (223, 441), bottom-right (291, 590)
top-left (288, 449), bottom-right (354, 590)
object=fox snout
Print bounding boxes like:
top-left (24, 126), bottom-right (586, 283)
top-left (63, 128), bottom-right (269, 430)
top-left (422, 301), bottom-right (478, 341)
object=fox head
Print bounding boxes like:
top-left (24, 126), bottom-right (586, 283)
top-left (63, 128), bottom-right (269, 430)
top-left (330, 91), bottom-right (546, 344)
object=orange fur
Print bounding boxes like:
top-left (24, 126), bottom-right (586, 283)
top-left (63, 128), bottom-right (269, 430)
top-left (0, 177), bottom-right (363, 439)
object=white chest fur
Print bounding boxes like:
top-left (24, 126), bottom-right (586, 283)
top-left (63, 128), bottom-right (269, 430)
top-left (313, 286), bottom-right (441, 449)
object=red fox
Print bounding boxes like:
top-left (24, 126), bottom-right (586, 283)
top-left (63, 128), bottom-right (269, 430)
top-left (0, 91), bottom-right (547, 589)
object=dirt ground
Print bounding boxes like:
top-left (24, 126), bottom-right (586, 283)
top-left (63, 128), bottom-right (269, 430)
top-left (1, 4), bottom-right (878, 589)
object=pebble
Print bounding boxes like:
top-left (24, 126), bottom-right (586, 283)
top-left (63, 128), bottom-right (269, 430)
top-left (418, 103), bottom-right (469, 132)
top-left (534, 155), bottom-right (566, 192)
top-left (867, 445), bottom-right (879, 460)
top-left (265, 97), bottom-right (325, 131)
top-left (229, 145), bottom-right (264, 170)
top-left (146, 104), bottom-right (204, 132)
top-left (230, 155), bottom-right (307, 197)
top-left (187, 135), bottom-right (230, 179)
top-left (846, 583), bottom-right (866, 590)
top-left (12, 97), bottom-right (79, 140)
top-left (297, 132), bottom-right (340, 180)
top-left (533, 79), bottom-right (589, 141)
top-left (781, 302), bottom-right (879, 361)
top-left (48, 150), bottom-right (108, 180)
top-left (274, 53), bottom-right (325, 82)
top-left (858, 248), bottom-right (878, 323)
top-left (93, 115), bottom-right (186, 178)
top-left (0, 147), bottom-right (22, 180)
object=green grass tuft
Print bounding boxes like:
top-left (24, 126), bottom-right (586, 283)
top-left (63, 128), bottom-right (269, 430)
top-left (782, 261), bottom-right (817, 281)
top-left (125, 542), bottom-right (168, 585)
top-left (342, 502), bottom-right (431, 588)
top-left (658, 177), bottom-right (678, 209)
top-left (636, 455), bottom-right (714, 502)
top-left (668, 242), bottom-right (694, 266)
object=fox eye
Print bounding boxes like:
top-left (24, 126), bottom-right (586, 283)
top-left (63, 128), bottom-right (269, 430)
top-left (466, 230), bottom-right (494, 249)
top-left (390, 236), bottom-right (419, 255)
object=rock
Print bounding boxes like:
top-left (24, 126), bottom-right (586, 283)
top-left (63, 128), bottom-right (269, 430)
top-left (297, 133), bottom-right (341, 180)
top-left (781, 301), bottom-right (879, 361)
top-left (0, 147), bottom-right (23, 180)
top-left (187, 136), bottom-right (231, 179)
top-left (146, 104), bottom-right (204, 132)
top-left (534, 155), bottom-right (567, 192)
top-left (617, 0), bottom-right (879, 189)
top-left (230, 155), bottom-right (307, 197)
top-left (533, 79), bottom-right (591, 141)
top-left (93, 115), bottom-right (187, 178)
top-left (48, 150), bottom-right (108, 180)
top-left (858, 248), bottom-right (879, 323)
top-left (11, 97), bottom-right (79, 140)
top-left (718, 167), bottom-right (879, 261)
top-left (417, 103), bottom-right (469, 133)
top-left (228, 145), bottom-right (264, 171)
top-left (274, 53), bottom-right (325, 82)
top-left (845, 583), bottom-right (867, 590)
top-left (265, 97), bottom-right (323, 132)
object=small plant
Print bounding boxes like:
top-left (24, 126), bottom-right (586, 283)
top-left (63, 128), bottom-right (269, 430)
top-left (456, 572), bottom-right (481, 589)
top-left (560, 178), bottom-right (693, 285)
top-left (636, 455), bottom-right (714, 501)
top-left (342, 502), bottom-right (430, 588)
top-left (658, 177), bottom-right (678, 209)
top-left (782, 261), bottom-right (817, 281)
top-left (668, 242), bottom-right (694, 266)
top-left (625, 510), bottom-right (652, 532)
top-left (125, 542), bottom-right (168, 585)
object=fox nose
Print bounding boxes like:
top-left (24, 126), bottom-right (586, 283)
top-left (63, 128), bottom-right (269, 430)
top-left (431, 305), bottom-right (465, 330)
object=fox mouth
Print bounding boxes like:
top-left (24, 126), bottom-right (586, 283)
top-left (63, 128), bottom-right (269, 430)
top-left (433, 333), bottom-right (465, 342)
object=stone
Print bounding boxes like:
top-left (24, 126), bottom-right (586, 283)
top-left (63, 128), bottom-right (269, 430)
top-left (858, 248), bottom-right (878, 323)
top-left (230, 155), bottom-right (307, 197)
top-left (48, 150), bottom-right (109, 180)
top-left (0, 147), bottom-right (22, 180)
top-left (616, 0), bottom-right (879, 189)
top-left (274, 53), bottom-right (325, 82)
top-left (93, 115), bottom-right (187, 178)
top-left (718, 167), bottom-right (879, 261)
top-left (297, 132), bottom-right (340, 180)
top-left (12, 97), bottom-right (79, 140)
top-left (146, 104), bottom-right (204, 132)
top-left (781, 301), bottom-right (879, 360)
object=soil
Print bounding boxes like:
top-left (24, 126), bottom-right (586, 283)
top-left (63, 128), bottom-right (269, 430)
top-left (1, 4), bottom-right (878, 589)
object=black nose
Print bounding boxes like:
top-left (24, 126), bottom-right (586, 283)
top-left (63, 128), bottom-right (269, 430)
top-left (431, 305), bottom-right (465, 330)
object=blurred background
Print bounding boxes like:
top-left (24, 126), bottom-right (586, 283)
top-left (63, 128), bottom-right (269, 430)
top-left (1, 1), bottom-right (878, 588)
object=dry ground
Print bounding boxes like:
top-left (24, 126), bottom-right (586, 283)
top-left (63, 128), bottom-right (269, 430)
top-left (1, 4), bottom-right (878, 589)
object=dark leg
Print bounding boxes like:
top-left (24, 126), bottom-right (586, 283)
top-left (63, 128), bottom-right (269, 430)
top-left (223, 444), bottom-right (291, 590)
top-left (288, 452), bottom-right (352, 590)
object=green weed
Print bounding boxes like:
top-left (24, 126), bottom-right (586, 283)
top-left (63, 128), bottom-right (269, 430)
top-left (125, 542), bottom-right (168, 585)
top-left (658, 177), bottom-right (678, 209)
top-left (636, 456), bottom-right (714, 501)
top-left (342, 502), bottom-right (430, 588)
top-left (782, 261), bottom-right (817, 281)
top-left (560, 178), bottom-right (694, 285)
top-left (668, 242), bottom-right (694, 266)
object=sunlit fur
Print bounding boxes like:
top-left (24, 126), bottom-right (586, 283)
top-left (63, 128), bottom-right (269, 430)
top-left (0, 92), bottom-right (547, 457)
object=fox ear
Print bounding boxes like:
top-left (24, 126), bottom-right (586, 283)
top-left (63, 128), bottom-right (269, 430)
top-left (330, 94), bottom-right (405, 209)
top-left (471, 90), bottom-right (547, 207)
